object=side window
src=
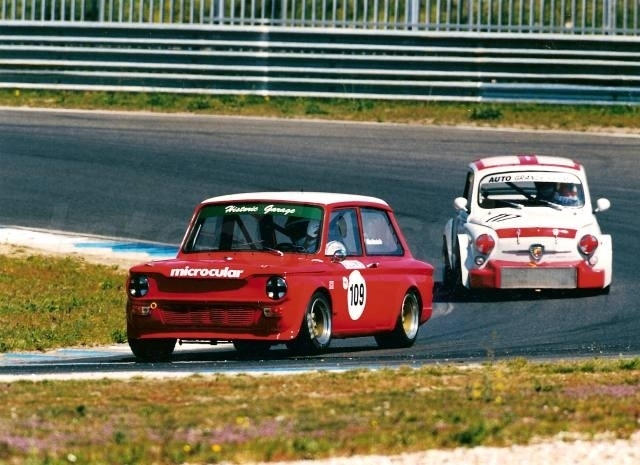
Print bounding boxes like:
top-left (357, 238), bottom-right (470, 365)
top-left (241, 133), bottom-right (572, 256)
top-left (328, 209), bottom-right (362, 256)
top-left (462, 171), bottom-right (474, 213)
top-left (361, 208), bottom-right (403, 256)
top-left (462, 171), bottom-right (473, 200)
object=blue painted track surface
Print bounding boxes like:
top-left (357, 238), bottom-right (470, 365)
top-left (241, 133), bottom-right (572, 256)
top-left (0, 226), bottom-right (178, 261)
top-left (0, 346), bottom-right (132, 366)
top-left (74, 241), bottom-right (179, 257)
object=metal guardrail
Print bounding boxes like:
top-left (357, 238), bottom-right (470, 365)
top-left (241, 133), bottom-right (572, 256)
top-left (1, 23), bottom-right (639, 104)
top-left (1, 0), bottom-right (639, 34)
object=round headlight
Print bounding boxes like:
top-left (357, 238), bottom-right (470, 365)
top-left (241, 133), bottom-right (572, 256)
top-left (128, 275), bottom-right (149, 297)
top-left (266, 276), bottom-right (287, 300)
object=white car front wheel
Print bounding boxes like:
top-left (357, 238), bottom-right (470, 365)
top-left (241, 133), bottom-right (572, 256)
top-left (442, 238), bottom-right (465, 296)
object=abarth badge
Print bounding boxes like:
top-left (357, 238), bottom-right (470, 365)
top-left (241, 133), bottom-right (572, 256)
top-left (529, 244), bottom-right (544, 261)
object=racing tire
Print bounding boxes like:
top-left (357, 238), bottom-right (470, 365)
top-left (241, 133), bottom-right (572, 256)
top-left (375, 291), bottom-right (421, 349)
top-left (286, 292), bottom-right (332, 355)
top-left (442, 238), bottom-right (466, 299)
top-left (233, 340), bottom-right (272, 357)
top-left (128, 338), bottom-right (176, 362)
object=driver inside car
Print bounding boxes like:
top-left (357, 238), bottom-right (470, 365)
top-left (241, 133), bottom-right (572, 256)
top-left (295, 219), bottom-right (320, 252)
top-left (535, 181), bottom-right (556, 201)
top-left (554, 182), bottom-right (581, 206)
top-left (285, 217), bottom-right (320, 253)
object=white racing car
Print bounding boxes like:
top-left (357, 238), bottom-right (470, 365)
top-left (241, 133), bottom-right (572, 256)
top-left (442, 155), bottom-right (612, 295)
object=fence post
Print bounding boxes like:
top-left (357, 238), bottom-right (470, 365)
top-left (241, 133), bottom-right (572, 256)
top-left (281, 0), bottom-right (288, 25)
top-left (408, 0), bottom-right (419, 29)
top-left (602, 0), bottom-right (619, 34)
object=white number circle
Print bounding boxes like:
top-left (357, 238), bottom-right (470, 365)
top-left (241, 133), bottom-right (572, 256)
top-left (344, 270), bottom-right (367, 320)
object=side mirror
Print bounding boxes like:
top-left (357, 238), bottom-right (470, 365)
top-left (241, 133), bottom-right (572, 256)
top-left (594, 198), bottom-right (611, 213)
top-left (325, 241), bottom-right (347, 262)
top-left (454, 197), bottom-right (468, 212)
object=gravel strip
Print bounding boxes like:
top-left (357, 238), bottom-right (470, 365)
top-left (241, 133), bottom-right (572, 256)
top-left (243, 432), bottom-right (640, 465)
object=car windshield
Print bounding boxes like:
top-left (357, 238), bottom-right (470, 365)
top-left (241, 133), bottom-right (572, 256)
top-left (478, 171), bottom-right (585, 209)
top-left (182, 202), bottom-right (324, 254)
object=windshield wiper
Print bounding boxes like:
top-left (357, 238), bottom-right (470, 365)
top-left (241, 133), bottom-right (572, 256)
top-left (535, 198), bottom-right (564, 210)
top-left (234, 239), bottom-right (284, 256)
top-left (262, 247), bottom-right (285, 256)
top-left (490, 198), bottom-right (524, 209)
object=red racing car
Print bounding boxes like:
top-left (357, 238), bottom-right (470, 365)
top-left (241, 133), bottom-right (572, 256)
top-left (126, 192), bottom-right (434, 361)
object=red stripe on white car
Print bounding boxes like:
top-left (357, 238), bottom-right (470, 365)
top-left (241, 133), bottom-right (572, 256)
top-left (496, 228), bottom-right (577, 239)
top-left (472, 155), bottom-right (581, 171)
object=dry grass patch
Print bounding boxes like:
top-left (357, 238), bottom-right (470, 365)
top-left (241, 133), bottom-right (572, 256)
top-left (1, 361), bottom-right (640, 464)
top-left (0, 251), bottom-right (127, 352)
top-left (2, 90), bottom-right (640, 134)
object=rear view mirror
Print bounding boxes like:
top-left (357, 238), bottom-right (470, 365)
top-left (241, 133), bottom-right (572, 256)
top-left (454, 197), bottom-right (468, 212)
top-left (594, 198), bottom-right (611, 213)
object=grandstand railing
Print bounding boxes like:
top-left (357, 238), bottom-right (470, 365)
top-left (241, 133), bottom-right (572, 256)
top-left (1, 23), bottom-right (639, 104)
top-left (1, 0), bottom-right (638, 35)
top-left (1, 1), bottom-right (639, 104)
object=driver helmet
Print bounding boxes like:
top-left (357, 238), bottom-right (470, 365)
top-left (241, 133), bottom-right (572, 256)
top-left (306, 219), bottom-right (320, 238)
top-left (554, 183), bottom-right (579, 205)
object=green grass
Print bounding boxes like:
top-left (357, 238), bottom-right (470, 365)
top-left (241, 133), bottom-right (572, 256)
top-left (0, 249), bottom-right (127, 353)
top-left (3, 89), bottom-right (640, 132)
top-left (2, 360), bottom-right (640, 464)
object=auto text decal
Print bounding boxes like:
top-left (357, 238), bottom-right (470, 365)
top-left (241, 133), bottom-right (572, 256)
top-left (484, 172), bottom-right (580, 184)
top-left (343, 270), bottom-right (367, 320)
top-left (169, 266), bottom-right (244, 278)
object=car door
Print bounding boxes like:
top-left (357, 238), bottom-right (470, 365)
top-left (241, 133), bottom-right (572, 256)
top-left (447, 170), bottom-right (473, 271)
top-left (454, 170), bottom-right (473, 235)
top-left (357, 207), bottom-right (409, 331)
top-left (326, 207), bottom-right (407, 334)
top-left (325, 207), bottom-right (377, 335)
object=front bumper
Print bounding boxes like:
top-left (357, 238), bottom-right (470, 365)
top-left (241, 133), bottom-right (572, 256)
top-left (468, 260), bottom-right (606, 289)
top-left (126, 299), bottom-right (297, 341)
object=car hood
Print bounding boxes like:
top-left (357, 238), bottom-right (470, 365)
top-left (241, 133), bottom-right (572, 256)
top-left (470, 208), bottom-right (597, 235)
top-left (129, 253), bottom-right (328, 278)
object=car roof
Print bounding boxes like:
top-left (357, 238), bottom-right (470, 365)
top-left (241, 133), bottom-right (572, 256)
top-left (470, 155), bottom-right (583, 172)
top-left (200, 191), bottom-right (390, 207)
